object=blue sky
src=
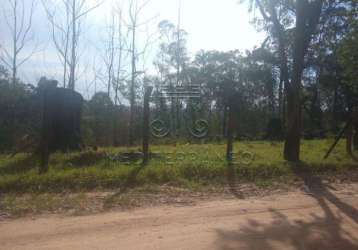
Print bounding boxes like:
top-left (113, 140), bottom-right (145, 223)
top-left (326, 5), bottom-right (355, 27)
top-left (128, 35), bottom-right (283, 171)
top-left (0, 0), bottom-right (265, 98)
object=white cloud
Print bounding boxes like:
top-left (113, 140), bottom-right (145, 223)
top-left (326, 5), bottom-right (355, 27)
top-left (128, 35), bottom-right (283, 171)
top-left (0, 0), bottom-right (265, 97)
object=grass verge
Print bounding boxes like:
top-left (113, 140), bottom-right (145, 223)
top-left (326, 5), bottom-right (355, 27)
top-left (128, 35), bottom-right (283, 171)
top-left (0, 139), bottom-right (357, 193)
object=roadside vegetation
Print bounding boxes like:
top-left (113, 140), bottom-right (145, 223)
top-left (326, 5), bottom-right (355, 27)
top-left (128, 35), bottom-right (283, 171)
top-left (0, 139), bottom-right (357, 194)
top-left (1, 139), bottom-right (357, 217)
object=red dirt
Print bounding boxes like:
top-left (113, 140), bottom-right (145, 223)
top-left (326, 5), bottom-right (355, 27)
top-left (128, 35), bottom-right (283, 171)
top-left (1, 183), bottom-right (357, 250)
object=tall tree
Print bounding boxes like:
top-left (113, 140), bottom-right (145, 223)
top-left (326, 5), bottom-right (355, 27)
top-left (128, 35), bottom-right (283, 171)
top-left (42, 0), bottom-right (101, 90)
top-left (127, 0), bottom-right (155, 145)
top-left (154, 19), bottom-right (189, 135)
top-left (99, 8), bottom-right (124, 98)
top-left (244, 0), bottom-right (324, 161)
top-left (338, 22), bottom-right (358, 102)
top-left (302, 1), bottom-right (357, 134)
top-left (0, 0), bottom-right (37, 84)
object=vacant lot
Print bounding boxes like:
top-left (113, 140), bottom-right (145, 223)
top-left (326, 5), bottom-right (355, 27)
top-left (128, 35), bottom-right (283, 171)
top-left (0, 139), bottom-right (357, 217)
top-left (0, 139), bottom-right (357, 193)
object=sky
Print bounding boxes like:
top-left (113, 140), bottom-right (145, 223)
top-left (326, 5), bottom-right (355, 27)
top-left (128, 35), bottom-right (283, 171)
top-left (0, 0), bottom-right (265, 99)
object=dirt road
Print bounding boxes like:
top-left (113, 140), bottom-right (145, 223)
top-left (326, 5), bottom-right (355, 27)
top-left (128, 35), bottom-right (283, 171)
top-left (1, 184), bottom-right (358, 250)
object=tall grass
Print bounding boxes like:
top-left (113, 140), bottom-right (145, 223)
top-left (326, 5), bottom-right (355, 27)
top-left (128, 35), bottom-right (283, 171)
top-left (0, 139), bottom-right (356, 193)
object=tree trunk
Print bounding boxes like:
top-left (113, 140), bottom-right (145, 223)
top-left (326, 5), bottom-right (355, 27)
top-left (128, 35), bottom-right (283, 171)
top-left (283, 1), bottom-right (305, 162)
top-left (354, 122), bottom-right (358, 150)
top-left (12, 0), bottom-right (18, 85)
top-left (40, 88), bottom-right (50, 174)
top-left (222, 105), bottom-right (228, 138)
top-left (142, 86), bottom-right (153, 165)
top-left (278, 75), bottom-right (283, 119)
top-left (283, 0), bottom-right (323, 162)
top-left (346, 121), bottom-right (354, 158)
top-left (332, 86), bottom-right (339, 133)
top-left (353, 108), bottom-right (358, 151)
top-left (68, 0), bottom-right (76, 90)
top-left (226, 98), bottom-right (235, 162)
top-left (129, 24), bottom-right (136, 146)
top-left (284, 89), bottom-right (301, 161)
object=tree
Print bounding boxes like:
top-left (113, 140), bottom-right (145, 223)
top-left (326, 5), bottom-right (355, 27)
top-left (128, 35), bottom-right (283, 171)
top-left (42, 0), bottom-right (101, 90)
top-left (338, 24), bottom-right (358, 103)
top-left (244, 0), bottom-right (324, 161)
top-left (113, 7), bottom-right (126, 106)
top-left (187, 49), bottom-right (277, 139)
top-left (0, 65), bottom-right (38, 150)
top-left (154, 19), bottom-right (189, 135)
top-left (126, 0), bottom-right (156, 145)
top-left (98, 5), bottom-right (127, 102)
top-left (0, 0), bottom-right (37, 84)
top-left (301, 1), bottom-right (357, 135)
top-left (94, 5), bottom-right (128, 146)
top-left (88, 92), bottom-right (114, 146)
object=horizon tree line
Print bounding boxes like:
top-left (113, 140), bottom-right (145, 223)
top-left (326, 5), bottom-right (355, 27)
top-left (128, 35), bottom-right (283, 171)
top-left (0, 0), bottom-right (357, 162)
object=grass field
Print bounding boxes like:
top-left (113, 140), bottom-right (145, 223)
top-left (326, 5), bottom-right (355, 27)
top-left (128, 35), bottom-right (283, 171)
top-left (0, 139), bottom-right (357, 194)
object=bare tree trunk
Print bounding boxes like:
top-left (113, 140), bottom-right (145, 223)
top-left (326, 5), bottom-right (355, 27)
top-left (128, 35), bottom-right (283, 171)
top-left (42, 0), bottom-right (71, 88)
top-left (175, 5), bottom-right (181, 134)
top-left (12, 4), bottom-right (17, 85)
top-left (126, 0), bottom-right (154, 145)
top-left (63, 3), bottom-right (70, 88)
top-left (68, 0), bottom-right (76, 90)
top-left (107, 14), bottom-right (115, 97)
top-left (129, 23), bottom-right (136, 146)
top-left (114, 9), bottom-right (124, 145)
top-left (43, 0), bottom-right (101, 90)
top-left (12, 59), bottom-right (17, 85)
top-left (142, 86), bottom-right (153, 165)
top-left (0, 0), bottom-right (36, 85)
top-left (226, 98), bottom-right (235, 162)
top-left (11, 0), bottom-right (18, 85)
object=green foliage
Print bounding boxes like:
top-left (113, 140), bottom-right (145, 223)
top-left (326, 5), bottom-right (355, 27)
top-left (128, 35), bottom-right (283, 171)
top-left (85, 92), bottom-right (114, 145)
top-left (0, 1), bottom-right (357, 161)
top-left (0, 72), bottom-right (39, 151)
top-left (338, 27), bottom-right (358, 96)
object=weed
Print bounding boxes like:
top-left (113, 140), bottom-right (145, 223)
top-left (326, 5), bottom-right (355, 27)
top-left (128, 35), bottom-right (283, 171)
top-left (0, 139), bottom-right (356, 193)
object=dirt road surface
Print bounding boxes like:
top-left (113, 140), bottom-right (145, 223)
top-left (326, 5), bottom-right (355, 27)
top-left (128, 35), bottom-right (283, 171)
top-left (1, 185), bottom-right (358, 250)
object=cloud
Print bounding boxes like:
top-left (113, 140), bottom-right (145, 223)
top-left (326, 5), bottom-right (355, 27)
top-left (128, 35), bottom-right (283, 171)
top-left (0, 0), bottom-right (265, 98)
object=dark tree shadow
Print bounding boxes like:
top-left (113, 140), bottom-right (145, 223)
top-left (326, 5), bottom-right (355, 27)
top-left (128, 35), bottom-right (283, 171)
top-left (216, 165), bottom-right (358, 250)
top-left (216, 207), bottom-right (358, 250)
top-left (292, 165), bottom-right (358, 223)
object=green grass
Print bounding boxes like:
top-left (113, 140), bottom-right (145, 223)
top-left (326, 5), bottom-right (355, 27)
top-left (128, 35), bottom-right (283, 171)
top-left (0, 139), bottom-right (357, 193)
